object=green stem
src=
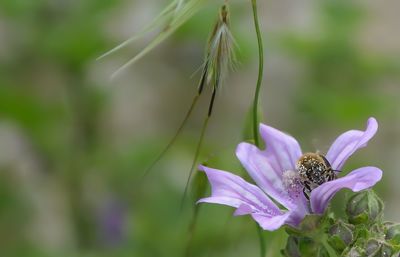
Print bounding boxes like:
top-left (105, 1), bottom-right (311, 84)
top-left (180, 116), bottom-right (210, 211)
top-left (184, 205), bottom-right (202, 257)
top-left (251, 0), bottom-right (264, 147)
top-left (250, 0), bottom-right (266, 256)
top-left (256, 224), bottom-right (266, 257)
top-left (321, 237), bottom-right (338, 257)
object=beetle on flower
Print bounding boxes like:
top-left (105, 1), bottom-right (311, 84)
top-left (197, 117), bottom-right (382, 231)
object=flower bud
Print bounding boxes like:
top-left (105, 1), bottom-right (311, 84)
top-left (370, 223), bottom-right (384, 235)
top-left (346, 190), bottom-right (384, 225)
top-left (343, 246), bottom-right (364, 257)
top-left (385, 222), bottom-right (400, 245)
top-left (282, 235), bottom-right (330, 257)
top-left (366, 239), bottom-right (380, 255)
top-left (365, 239), bottom-right (393, 257)
top-left (328, 220), bottom-right (355, 252)
top-left (282, 236), bottom-right (301, 257)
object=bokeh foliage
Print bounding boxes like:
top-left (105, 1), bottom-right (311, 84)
top-left (0, 0), bottom-right (398, 256)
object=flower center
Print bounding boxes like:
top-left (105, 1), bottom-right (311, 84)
top-left (282, 170), bottom-right (303, 199)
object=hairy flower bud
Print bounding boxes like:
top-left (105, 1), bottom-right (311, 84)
top-left (385, 222), bottom-right (400, 245)
top-left (282, 236), bottom-right (301, 257)
top-left (346, 190), bottom-right (384, 225)
top-left (328, 220), bottom-right (355, 252)
top-left (365, 239), bottom-right (393, 257)
top-left (366, 239), bottom-right (380, 255)
top-left (282, 235), bottom-right (330, 257)
top-left (343, 246), bottom-right (364, 257)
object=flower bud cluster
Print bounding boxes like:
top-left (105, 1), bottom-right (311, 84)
top-left (282, 190), bottom-right (400, 257)
top-left (338, 191), bottom-right (399, 256)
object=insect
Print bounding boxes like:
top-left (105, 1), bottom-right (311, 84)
top-left (296, 152), bottom-right (337, 199)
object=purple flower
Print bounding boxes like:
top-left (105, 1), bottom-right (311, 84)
top-left (98, 199), bottom-right (127, 247)
top-left (198, 117), bottom-right (382, 230)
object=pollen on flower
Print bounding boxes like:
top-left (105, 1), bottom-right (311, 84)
top-left (282, 170), bottom-right (303, 199)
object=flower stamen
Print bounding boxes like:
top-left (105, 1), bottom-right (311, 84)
top-left (282, 170), bottom-right (303, 200)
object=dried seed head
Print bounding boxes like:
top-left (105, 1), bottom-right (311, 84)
top-left (196, 4), bottom-right (237, 117)
top-left (200, 4), bottom-right (236, 94)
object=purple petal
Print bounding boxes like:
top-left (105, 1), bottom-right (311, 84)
top-left (259, 123), bottom-right (302, 174)
top-left (197, 165), bottom-right (283, 217)
top-left (310, 167), bottom-right (383, 214)
top-left (284, 197), bottom-right (310, 227)
top-left (326, 117), bottom-right (378, 170)
top-left (236, 142), bottom-right (297, 210)
top-left (251, 212), bottom-right (292, 231)
top-left (252, 196), bottom-right (309, 230)
top-left (233, 204), bottom-right (254, 216)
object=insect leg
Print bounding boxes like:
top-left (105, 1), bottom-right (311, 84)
top-left (303, 188), bottom-right (310, 200)
top-left (303, 183), bottom-right (311, 200)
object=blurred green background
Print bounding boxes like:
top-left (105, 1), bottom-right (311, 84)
top-left (0, 0), bottom-right (399, 256)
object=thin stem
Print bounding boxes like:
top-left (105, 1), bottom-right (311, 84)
top-left (184, 204), bottom-right (201, 257)
top-left (251, 0), bottom-right (266, 256)
top-left (251, 0), bottom-right (264, 147)
top-left (321, 236), bottom-right (338, 257)
top-left (256, 224), bottom-right (266, 257)
top-left (180, 115), bottom-right (210, 211)
top-left (141, 94), bottom-right (200, 180)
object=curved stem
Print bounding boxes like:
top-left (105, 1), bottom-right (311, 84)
top-left (251, 0), bottom-right (266, 256)
top-left (251, 0), bottom-right (264, 147)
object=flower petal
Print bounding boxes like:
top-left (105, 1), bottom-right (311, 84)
top-left (236, 142), bottom-right (297, 210)
top-left (259, 123), bottom-right (302, 173)
top-left (284, 197), bottom-right (310, 227)
top-left (251, 212), bottom-right (291, 231)
top-left (326, 117), bottom-right (378, 170)
top-left (233, 204), bottom-right (253, 216)
top-left (197, 165), bottom-right (282, 216)
top-left (310, 167), bottom-right (383, 214)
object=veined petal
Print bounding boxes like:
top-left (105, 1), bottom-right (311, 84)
top-left (197, 165), bottom-right (282, 216)
top-left (326, 117), bottom-right (378, 170)
top-left (236, 142), bottom-right (296, 210)
top-left (259, 123), bottom-right (302, 174)
top-left (284, 196), bottom-right (310, 227)
top-left (310, 167), bottom-right (383, 214)
top-left (233, 204), bottom-right (253, 216)
top-left (251, 212), bottom-right (292, 231)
